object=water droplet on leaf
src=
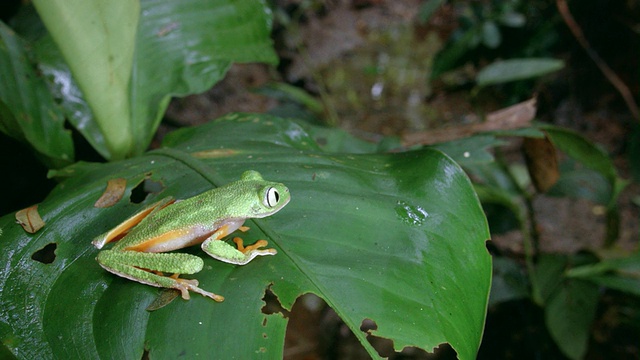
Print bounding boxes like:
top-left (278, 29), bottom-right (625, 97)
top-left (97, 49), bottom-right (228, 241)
top-left (395, 200), bottom-right (429, 226)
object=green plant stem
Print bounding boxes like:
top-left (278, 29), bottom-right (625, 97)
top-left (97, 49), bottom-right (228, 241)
top-left (283, 5), bottom-right (340, 126)
top-left (522, 192), bottom-right (543, 305)
top-left (296, 45), bottom-right (340, 126)
top-left (604, 207), bottom-right (620, 248)
top-left (496, 151), bottom-right (542, 304)
top-left (604, 178), bottom-right (628, 247)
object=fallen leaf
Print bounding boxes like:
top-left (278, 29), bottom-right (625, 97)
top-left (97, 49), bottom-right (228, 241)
top-left (94, 178), bottom-right (127, 208)
top-left (523, 135), bottom-right (559, 192)
top-left (15, 205), bottom-right (45, 233)
top-left (485, 97), bottom-right (537, 127)
top-left (402, 97), bottom-right (537, 146)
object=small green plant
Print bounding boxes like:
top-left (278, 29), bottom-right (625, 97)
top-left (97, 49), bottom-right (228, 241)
top-left (463, 126), bottom-right (635, 359)
top-left (425, 0), bottom-right (565, 105)
top-left (0, 0), bottom-right (277, 163)
top-left (428, 0), bottom-right (529, 79)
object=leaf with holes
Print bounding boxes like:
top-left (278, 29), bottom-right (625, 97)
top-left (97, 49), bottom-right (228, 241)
top-left (0, 114), bottom-right (491, 359)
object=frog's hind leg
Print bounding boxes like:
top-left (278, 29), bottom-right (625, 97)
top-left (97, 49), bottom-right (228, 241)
top-left (92, 197), bottom-right (176, 249)
top-left (96, 250), bottom-right (224, 301)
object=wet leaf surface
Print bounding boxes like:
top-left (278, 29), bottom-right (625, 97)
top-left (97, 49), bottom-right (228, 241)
top-left (0, 114), bottom-right (491, 359)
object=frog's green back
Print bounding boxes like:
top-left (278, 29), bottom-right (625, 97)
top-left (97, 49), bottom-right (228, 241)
top-left (112, 171), bottom-right (290, 249)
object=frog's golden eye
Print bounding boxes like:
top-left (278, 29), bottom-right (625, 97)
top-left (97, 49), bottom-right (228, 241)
top-left (265, 187), bottom-right (280, 208)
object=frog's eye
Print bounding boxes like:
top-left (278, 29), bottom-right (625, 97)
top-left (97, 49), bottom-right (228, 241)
top-left (265, 187), bottom-right (280, 208)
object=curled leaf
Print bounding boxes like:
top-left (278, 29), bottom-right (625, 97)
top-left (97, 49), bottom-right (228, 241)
top-left (15, 205), bottom-right (45, 233)
top-left (524, 135), bottom-right (559, 192)
top-left (402, 97), bottom-right (537, 146)
top-left (94, 178), bottom-right (127, 208)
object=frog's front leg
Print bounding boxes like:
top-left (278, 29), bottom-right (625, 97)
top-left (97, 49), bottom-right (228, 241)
top-left (96, 250), bottom-right (224, 302)
top-left (202, 230), bottom-right (277, 266)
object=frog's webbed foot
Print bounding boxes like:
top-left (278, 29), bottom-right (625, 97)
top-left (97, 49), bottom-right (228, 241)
top-left (170, 275), bottom-right (224, 302)
top-left (202, 237), bottom-right (277, 265)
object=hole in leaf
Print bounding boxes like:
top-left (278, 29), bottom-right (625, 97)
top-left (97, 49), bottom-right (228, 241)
top-left (284, 294), bottom-right (329, 357)
top-left (360, 318), bottom-right (377, 333)
top-left (31, 243), bottom-right (57, 264)
top-left (283, 295), bottom-right (455, 358)
top-left (261, 286), bottom-right (289, 317)
top-left (486, 240), bottom-right (498, 254)
top-left (130, 177), bottom-right (164, 204)
top-left (365, 322), bottom-right (454, 358)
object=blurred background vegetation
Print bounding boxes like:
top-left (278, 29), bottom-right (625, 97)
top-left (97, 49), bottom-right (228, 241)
top-left (1, 0), bottom-right (639, 359)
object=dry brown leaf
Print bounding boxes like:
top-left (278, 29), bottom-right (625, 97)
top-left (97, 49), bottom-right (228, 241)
top-left (94, 178), bottom-right (127, 208)
top-left (523, 135), bottom-right (560, 192)
top-left (402, 97), bottom-right (537, 146)
top-left (485, 97), bottom-right (537, 128)
top-left (15, 205), bottom-right (45, 233)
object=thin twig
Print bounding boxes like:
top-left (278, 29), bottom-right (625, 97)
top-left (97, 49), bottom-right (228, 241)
top-left (556, 0), bottom-right (639, 120)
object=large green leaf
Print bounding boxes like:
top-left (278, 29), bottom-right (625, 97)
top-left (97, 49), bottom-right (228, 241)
top-left (567, 252), bottom-right (640, 296)
top-left (0, 114), bottom-right (491, 359)
top-left (476, 58), bottom-right (565, 86)
top-left (0, 22), bottom-right (73, 167)
top-left (33, 34), bottom-right (111, 159)
top-left (129, 0), bottom-right (278, 156)
top-left (545, 279), bottom-right (599, 360)
top-left (542, 125), bottom-right (618, 183)
top-left (11, 0), bottom-right (277, 161)
top-left (536, 255), bottom-right (599, 360)
top-left (32, 0), bottom-right (139, 160)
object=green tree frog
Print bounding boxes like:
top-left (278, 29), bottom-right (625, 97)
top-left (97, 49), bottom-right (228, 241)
top-left (92, 170), bottom-right (290, 302)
